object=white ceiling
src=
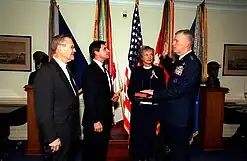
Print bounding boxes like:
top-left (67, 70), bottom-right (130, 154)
top-left (177, 0), bottom-right (247, 3)
top-left (108, 0), bottom-right (247, 5)
top-left (110, 0), bottom-right (247, 10)
top-left (58, 0), bottom-right (247, 4)
top-left (47, 0), bottom-right (247, 10)
top-left (145, 0), bottom-right (247, 2)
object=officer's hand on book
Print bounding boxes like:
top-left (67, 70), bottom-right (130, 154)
top-left (140, 89), bottom-right (154, 96)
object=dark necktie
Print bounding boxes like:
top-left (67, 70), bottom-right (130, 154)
top-left (102, 64), bottom-right (112, 92)
top-left (66, 66), bottom-right (77, 94)
top-left (102, 64), bottom-right (107, 74)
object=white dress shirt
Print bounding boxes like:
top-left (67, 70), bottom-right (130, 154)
top-left (93, 59), bottom-right (112, 91)
top-left (53, 57), bottom-right (76, 95)
top-left (179, 50), bottom-right (192, 60)
top-left (140, 65), bottom-right (158, 105)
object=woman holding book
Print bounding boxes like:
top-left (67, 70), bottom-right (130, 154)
top-left (127, 45), bottom-right (166, 161)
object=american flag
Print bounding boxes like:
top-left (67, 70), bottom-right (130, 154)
top-left (123, 3), bottom-right (143, 134)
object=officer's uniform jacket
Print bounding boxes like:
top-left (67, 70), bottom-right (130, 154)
top-left (155, 51), bottom-right (202, 127)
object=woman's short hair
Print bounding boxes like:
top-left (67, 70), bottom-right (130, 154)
top-left (139, 45), bottom-right (154, 58)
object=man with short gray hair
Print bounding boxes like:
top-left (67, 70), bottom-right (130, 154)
top-left (142, 29), bottom-right (202, 161)
top-left (34, 34), bottom-right (81, 161)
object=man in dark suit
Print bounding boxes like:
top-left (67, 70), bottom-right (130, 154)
top-left (141, 29), bottom-right (202, 161)
top-left (34, 35), bottom-right (81, 161)
top-left (82, 40), bottom-right (119, 161)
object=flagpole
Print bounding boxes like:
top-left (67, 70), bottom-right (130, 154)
top-left (203, 0), bottom-right (208, 81)
top-left (169, 0), bottom-right (174, 58)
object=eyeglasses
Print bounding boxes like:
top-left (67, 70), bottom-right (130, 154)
top-left (58, 43), bottom-right (75, 50)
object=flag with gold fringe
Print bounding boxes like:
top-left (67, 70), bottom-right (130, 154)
top-left (93, 0), bottom-right (123, 123)
top-left (189, 0), bottom-right (208, 144)
top-left (155, 0), bottom-right (174, 59)
top-left (155, 0), bottom-right (174, 134)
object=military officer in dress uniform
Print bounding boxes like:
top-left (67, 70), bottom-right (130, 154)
top-left (141, 29), bottom-right (202, 161)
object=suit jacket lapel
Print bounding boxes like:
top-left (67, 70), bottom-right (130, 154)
top-left (91, 61), bottom-right (105, 75)
top-left (67, 67), bottom-right (79, 95)
top-left (92, 61), bottom-right (112, 93)
top-left (51, 59), bottom-right (77, 96)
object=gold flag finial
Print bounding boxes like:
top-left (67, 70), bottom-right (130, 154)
top-left (50, 0), bottom-right (59, 8)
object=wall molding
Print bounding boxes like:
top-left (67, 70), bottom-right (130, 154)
top-left (0, 89), bottom-right (26, 104)
top-left (14, 0), bottom-right (247, 11)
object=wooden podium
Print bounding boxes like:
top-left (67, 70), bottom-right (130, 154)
top-left (24, 85), bottom-right (42, 155)
top-left (199, 86), bottom-right (229, 150)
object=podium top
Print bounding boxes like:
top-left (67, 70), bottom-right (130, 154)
top-left (200, 86), bottom-right (229, 93)
top-left (24, 85), bottom-right (33, 91)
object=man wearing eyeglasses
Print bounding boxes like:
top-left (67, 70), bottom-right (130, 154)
top-left (34, 35), bottom-right (81, 161)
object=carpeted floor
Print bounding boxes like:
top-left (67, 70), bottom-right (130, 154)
top-left (2, 138), bottom-right (247, 161)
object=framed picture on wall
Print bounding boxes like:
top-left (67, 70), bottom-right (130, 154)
top-left (0, 35), bottom-right (32, 71)
top-left (223, 44), bottom-right (247, 76)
